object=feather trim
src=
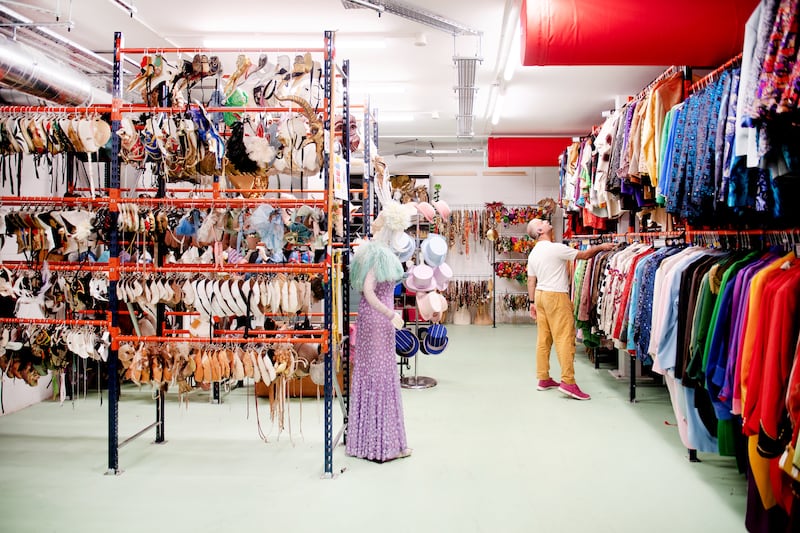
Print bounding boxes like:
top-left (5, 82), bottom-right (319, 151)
top-left (351, 241), bottom-right (403, 291)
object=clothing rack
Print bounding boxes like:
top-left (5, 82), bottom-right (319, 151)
top-left (566, 65), bottom-right (690, 146)
top-left (687, 228), bottom-right (800, 250)
top-left (633, 65), bottom-right (686, 101)
top-left (0, 317), bottom-right (109, 327)
top-left (108, 31), bottom-right (340, 476)
top-left (0, 31), bottom-right (341, 475)
top-left (689, 53), bottom-right (743, 94)
top-left (569, 230), bottom-right (684, 404)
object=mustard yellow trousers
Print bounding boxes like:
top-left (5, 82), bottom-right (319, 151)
top-left (534, 289), bottom-right (576, 384)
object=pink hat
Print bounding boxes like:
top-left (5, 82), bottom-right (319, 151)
top-left (433, 263), bottom-right (453, 291)
top-left (416, 291), bottom-right (448, 321)
top-left (415, 202), bottom-right (435, 223)
top-left (404, 264), bottom-right (435, 292)
top-left (432, 200), bottom-right (451, 220)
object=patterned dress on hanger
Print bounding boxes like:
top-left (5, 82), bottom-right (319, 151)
top-left (346, 279), bottom-right (408, 462)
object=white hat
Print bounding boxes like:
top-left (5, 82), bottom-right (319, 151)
top-left (392, 231), bottom-right (416, 263)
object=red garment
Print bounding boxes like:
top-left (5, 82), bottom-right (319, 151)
top-left (786, 335), bottom-right (800, 446)
top-left (742, 267), bottom-right (787, 437)
top-left (612, 248), bottom-right (655, 339)
top-left (581, 207), bottom-right (608, 230)
top-left (759, 266), bottom-right (800, 442)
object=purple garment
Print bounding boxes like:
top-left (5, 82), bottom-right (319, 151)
top-left (346, 280), bottom-right (408, 461)
top-left (721, 252), bottom-right (781, 402)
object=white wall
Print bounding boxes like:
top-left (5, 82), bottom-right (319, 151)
top-left (395, 160), bottom-right (561, 324)
top-left (1, 373), bottom-right (54, 415)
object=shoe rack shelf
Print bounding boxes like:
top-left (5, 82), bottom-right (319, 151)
top-left (0, 30), bottom-right (352, 478)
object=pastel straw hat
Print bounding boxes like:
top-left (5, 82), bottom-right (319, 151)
top-left (417, 291), bottom-right (448, 321)
top-left (421, 233), bottom-right (448, 267)
top-left (404, 263), bottom-right (435, 292)
top-left (433, 262), bottom-right (453, 291)
top-left (415, 201), bottom-right (436, 223)
top-left (415, 291), bottom-right (436, 321)
top-left (432, 200), bottom-right (451, 220)
top-left (392, 231), bottom-right (416, 263)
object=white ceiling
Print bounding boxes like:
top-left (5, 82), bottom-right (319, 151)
top-left (6, 0), bottom-right (671, 169)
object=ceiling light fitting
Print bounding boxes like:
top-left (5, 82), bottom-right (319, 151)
top-left (342, 0), bottom-right (481, 36)
top-left (109, 0), bottom-right (137, 17)
top-left (344, 0), bottom-right (385, 13)
top-left (202, 34), bottom-right (385, 50)
top-left (0, 0), bottom-right (68, 19)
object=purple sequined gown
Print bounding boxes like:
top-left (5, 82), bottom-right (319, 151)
top-left (346, 280), bottom-right (408, 461)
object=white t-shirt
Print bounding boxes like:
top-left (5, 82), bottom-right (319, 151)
top-left (526, 240), bottom-right (579, 293)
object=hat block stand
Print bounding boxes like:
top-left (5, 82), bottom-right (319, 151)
top-left (401, 216), bottom-right (437, 390)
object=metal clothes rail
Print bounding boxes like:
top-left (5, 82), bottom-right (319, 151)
top-left (101, 31), bottom-right (340, 476)
top-left (0, 30), bottom-right (346, 478)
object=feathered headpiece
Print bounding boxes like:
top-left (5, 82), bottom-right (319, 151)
top-left (371, 156), bottom-right (416, 250)
top-left (247, 204), bottom-right (285, 262)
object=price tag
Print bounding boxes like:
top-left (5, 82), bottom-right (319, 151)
top-left (332, 154), bottom-right (347, 201)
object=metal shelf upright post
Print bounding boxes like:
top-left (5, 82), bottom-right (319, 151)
top-left (341, 59), bottom-right (352, 445)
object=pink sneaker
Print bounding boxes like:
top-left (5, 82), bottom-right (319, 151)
top-left (558, 382), bottom-right (591, 400)
top-left (537, 378), bottom-right (560, 391)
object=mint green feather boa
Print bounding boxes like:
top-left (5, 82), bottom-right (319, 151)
top-left (350, 241), bottom-right (404, 291)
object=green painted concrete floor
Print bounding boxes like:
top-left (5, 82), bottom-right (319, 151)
top-left (0, 324), bottom-right (746, 533)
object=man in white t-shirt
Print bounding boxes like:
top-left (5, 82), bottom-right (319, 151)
top-left (526, 218), bottom-right (614, 400)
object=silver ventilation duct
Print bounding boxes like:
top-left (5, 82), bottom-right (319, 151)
top-left (342, 0), bottom-right (481, 36)
top-left (0, 34), bottom-right (98, 106)
top-left (454, 56), bottom-right (481, 137)
top-left (343, 0), bottom-right (483, 137)
top-left (389, 138), bottom-right (486, 158)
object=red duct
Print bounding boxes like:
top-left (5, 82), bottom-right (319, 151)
top-left (488, 137), bottom-right (572, 167)
top-left (521, 0), bottom-right (759, 66)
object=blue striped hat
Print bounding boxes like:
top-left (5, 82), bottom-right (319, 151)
top-left (395, 328), bottom-right (419, 358)
top-left (423, 324), bottom-right (448, 355)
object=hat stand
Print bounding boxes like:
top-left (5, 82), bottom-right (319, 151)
top-left (486, 226), bottom-right (498, 328)
top-left (400, 213), bottom-right (437, 389)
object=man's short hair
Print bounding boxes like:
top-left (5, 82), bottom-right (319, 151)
top-left (527, 219), bottom-right (545, 239)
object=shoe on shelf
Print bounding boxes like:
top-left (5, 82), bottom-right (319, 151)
top-left (537, 378), bottom-right (560, 391)
top-left (558, 382), bottom-right (591, 400)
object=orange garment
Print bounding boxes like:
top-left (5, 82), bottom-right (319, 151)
top-left (737, 251), bottom-right (796, 419)
top-left (737, 252), bottom-right (795, 511)
top-left (642, 73), bottom-right (685, 185)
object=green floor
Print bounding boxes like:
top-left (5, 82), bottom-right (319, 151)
top-left (0, 324), bottom-right (746, 533)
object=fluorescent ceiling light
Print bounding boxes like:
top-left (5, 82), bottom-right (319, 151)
top-left (379, 112), bottom-right (415, 122)
top-left (350, 83), bottom-right (406, 95)
top-left (503, 21), bottom-right (520, 82)
top-left (202, 35), bottom-right (386, 50)
top-left (490, 93), bottom-right (504, 125)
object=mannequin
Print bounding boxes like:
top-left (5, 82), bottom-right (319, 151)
top-left (346, 157), bottom-right (416, 462)
top-left (347, 239), bottom-right (411, 462)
